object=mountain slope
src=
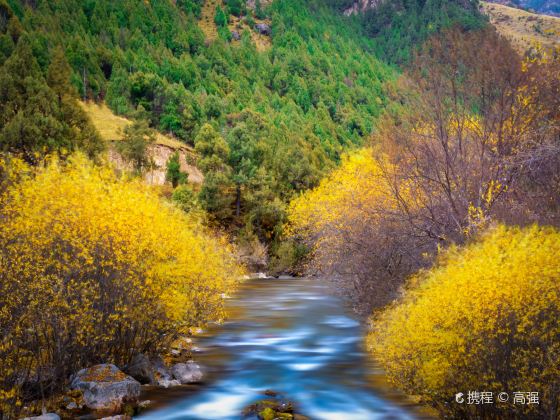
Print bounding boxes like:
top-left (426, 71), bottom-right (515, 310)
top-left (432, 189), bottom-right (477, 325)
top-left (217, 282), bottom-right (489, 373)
top-left (482, 1), bottom-right (560, 52)
top-left (0, 0), bottom-right (396, 241)
top-left (350, 0), bottom-right (487, 63)
top-left (80, 101), bottom-right (203, 185)
top-left (486, 0), bottom-right (560, 16)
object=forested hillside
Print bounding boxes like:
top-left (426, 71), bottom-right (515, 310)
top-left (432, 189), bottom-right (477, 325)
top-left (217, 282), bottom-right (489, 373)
top-left (0, 0), bottom-right (396, 245)
top-left (355, 0), bottom-right (486, 63)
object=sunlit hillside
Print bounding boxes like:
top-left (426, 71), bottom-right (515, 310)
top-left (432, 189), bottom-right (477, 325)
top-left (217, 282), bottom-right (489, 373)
top-left (482, 1), bottom-right (560, 52)
top-left (80, 101), bottom-right (188, 150)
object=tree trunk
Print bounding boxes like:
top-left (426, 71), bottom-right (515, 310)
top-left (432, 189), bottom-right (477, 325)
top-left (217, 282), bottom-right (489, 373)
top-left (236, 184), bottom-right (241, 217)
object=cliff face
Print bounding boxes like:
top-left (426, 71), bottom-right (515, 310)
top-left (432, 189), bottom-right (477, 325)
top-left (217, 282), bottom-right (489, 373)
top-left (108, 143), bottom-right (204, 186)
top-left (343, 0), bottom-right (382, 15)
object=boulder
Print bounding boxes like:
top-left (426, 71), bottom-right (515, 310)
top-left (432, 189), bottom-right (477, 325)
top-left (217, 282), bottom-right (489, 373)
top-left (255, 23), bottom-right (271, 36)
top-left (138, 400), bottom-right (152, 409)
top-left (124, 353), bottom-right (154, 385)
top-left (21, 414), bottom-right (60, 420)
top-left (70, 364), bottom-right (141, 412)
top-left (171, 361), bottom-right (203, 384)
top-left (231, 30), bottom-right (241, 41)
top-left (152, 358), bottom-right (180, 388)
top-left (66, 402), bottom-right (78, 410)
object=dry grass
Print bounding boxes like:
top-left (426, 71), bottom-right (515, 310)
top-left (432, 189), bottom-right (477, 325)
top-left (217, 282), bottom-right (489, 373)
top-left (199, 0), bottom-right (221, 41)
top-left (482, 2), bottom-right (560, 53)
top-left (80, 101), bottom-right (188, 150)
top-left (198, 0), bottom-right (271, 51)
top-left (228, 14), bottom-right (272, 52)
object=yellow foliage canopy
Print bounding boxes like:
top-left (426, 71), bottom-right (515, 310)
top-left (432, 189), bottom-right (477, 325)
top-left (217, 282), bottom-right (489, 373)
top-left (287, 149), bottom-right (414, 310)
top-left (0, 154), bottom-right (244, 412)
top-left (368, 225), bottom-right (560, 418)
top-left (288, 148), bottom-right (398, 259)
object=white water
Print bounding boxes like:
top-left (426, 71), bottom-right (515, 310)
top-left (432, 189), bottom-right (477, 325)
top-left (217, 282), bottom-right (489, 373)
top-left (139, 277), bottom-right (423, 420)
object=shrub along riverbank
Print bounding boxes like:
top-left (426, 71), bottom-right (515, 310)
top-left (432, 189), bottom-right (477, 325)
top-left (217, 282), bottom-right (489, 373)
top-left (0, 154), bottom-right (244, 417)
top-left (369, 225), bottom-right (560, 419)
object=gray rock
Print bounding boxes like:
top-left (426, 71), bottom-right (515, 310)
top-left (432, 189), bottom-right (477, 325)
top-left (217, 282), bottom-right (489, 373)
top-left (66, 402), bottom-right (78, 410)
top-left (124, 353), bottom-right (154, 384)
top-left (171, 361), bottom-right (203, 384)
top-left (70, 364), bottom-right (140, 412)
top-left (138, 400), bottom-right (152, 409)
top-left (255, 23), bottom-right (271, 36)
top-left (231, 30), bottom-right (241, 41)
top-left (99, 416), bottom-right (131, 420)
top-left (152, 358), bottom-right (180, 388)
top-left (21, 414), bottom-right (60, 420)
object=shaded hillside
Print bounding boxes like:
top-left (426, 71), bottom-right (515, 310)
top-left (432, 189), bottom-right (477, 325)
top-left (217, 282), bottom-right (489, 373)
top-left (349, 0), bottom-right (487, 63)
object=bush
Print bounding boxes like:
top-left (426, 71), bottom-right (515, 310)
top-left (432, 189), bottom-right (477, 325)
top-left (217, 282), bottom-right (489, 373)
top-left (214, 5), bottom-right (228, 27)
top-left (172, 184), bottom-right (199, 213)
top-left (0, 154), bottom-right (243, 415)
top-left (368, 225), bottom-right (560, 419)
top-left (287, 149), bottom-right (423, 313)
top-left (225, 0), bottom-right (244, 16)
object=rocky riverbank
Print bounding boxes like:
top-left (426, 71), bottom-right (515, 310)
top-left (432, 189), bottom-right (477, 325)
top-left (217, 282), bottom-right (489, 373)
top-left (18, 335), bottom-right (204, 420)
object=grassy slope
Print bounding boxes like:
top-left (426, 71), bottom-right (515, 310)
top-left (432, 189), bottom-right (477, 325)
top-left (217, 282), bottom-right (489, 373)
top-left (482, 1), bottom-right (560, 52)
top-left (80, 101), bottom-right (190, 150)
top-left (199, 0), bottom-right (221, 41)
top-left (198, 0), bottom-right (271, 51)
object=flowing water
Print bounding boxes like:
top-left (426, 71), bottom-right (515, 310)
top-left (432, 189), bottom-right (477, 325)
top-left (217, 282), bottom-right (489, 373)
top-left (139, 277), bottom-right (428, 420)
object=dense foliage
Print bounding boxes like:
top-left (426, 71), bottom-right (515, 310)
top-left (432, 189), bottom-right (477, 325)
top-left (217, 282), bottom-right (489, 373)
top-left (360, 0), bottom-right (486, 63)
top-left (369, 225), bottom-right (560, 419)
top-left (0, 155), bottom-right (243, 415)
top-left (0, 0), bottom-right (396, 241)
top-left (0, 32), bottom-right (103, 161)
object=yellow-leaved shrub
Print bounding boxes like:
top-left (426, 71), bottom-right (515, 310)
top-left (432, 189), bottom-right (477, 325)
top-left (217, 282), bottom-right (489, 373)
top-left (368, 225), bottom-right (560, 418)
top-left (0, 154), bottom-right (244, 414)
top-left (287, 149), bottom-right (422, 312)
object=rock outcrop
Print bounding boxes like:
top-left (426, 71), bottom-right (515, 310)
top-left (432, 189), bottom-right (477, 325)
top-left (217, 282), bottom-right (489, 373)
top-left (343, 0), bottom-right (382, 15)
top-left (108, 143), bottom-right (203, 186)
top-left (255, 23), bottom-right (271, 35)
top-left (70, 364), bottom-right (141, 412)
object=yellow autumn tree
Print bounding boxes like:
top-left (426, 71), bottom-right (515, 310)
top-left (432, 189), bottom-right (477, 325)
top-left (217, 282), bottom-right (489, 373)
top-left (287, 149), bottom-right (424, 312)
top-left (0, 154), bottom-right (244, 415)
top-left (368, 225), bottom-right (560, 419)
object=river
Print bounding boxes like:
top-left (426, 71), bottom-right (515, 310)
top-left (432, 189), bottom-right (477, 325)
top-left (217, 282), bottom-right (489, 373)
top-left (138, 277), bottom-right (429, 420)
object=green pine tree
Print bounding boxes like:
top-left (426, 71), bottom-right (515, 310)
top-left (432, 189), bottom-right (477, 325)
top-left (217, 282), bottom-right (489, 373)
top-left (166, 151), bottom-right (188, 187)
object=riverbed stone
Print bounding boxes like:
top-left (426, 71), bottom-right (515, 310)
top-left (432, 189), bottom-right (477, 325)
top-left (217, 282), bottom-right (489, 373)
top-left (21, 414), bottom-right (60, 420)
top-left (70, 364), bottom-right (141, 412)
top-left (152, 358), bottom-right (180, 388)
top-left (171, 361), bottom-right (203, 383)
top-left (124, 353), bottom-right (154, 384)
